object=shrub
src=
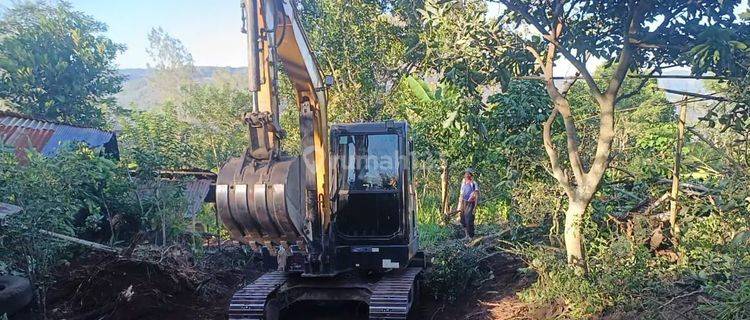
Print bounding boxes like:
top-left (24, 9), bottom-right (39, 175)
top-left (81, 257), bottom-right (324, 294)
top-left (422, 239), bottom-right (487, 303)
top-left (0, 146), bottom-right (195, 286)
top-left (701, 276), bottom-right (750, 320)
top-left (517, 245), bottom-right (615, 319)
top-left (0, 148), bottom-right (91, 302)
top-left (516, 227), bottom-right (670, 319)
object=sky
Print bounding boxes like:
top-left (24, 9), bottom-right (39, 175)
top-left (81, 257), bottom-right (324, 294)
top-left (0, 0), bottom-right (250, 68)
top-left (0, 0), bottom-right (747, 70)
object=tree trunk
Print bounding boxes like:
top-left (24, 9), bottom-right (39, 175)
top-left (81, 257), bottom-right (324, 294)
top-left (564, 199), bottom-right (587, 268)
top-left (670, 100), bottom-right (688, 245)
top-left (162, 214), bottom-right (167, 246)
top-left (440, 158), bottom-right (450, 215)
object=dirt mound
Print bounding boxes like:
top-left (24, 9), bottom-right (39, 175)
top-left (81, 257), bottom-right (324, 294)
top-left (37, 236), bottom-right (532, 319)
top-left (44, 245), bottom-right (260, 320)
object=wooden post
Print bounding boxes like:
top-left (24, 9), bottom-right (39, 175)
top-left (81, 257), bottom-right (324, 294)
top-left (161, 214), bottom-right (167, 247)
top-left (440, 157), bottom-right (450, 216)
top-left (670, 98), bottom-right (688, 244)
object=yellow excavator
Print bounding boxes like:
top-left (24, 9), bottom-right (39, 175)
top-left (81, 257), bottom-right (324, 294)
top-left (216, 0), bottom-right (424, 318)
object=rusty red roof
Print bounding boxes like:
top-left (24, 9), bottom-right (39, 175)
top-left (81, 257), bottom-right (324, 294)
top-left (0, 112), bottom-right (118, 159)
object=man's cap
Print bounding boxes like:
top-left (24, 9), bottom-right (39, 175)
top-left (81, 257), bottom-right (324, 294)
top-left (465, 168), bottom-right (475, 174)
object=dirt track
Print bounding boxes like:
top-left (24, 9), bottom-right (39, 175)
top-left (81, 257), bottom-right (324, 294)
top-left (419, 253), bottom-right (531, 320)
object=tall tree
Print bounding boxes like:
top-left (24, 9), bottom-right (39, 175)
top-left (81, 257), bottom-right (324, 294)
top-left (119, 104), bottom-right (196, 170)
top-left (119, 83), bottom-right (252, 172)
top-left (418, 0), bottom-right (534, 93)
top-left (177, 84), bottom-right (249, 171)
top-left (145, 27), bottom-right (195, 105)
top-left (409, 0), bottom-right (536, 214)
top-left (403, 77), bottom-right (476, 214)
top-left (495, 0), bottom-right (750, 267)
top-left (0, 1), bottom-right (124, 127)
top-left (299, 0), bottom-right (421, 122)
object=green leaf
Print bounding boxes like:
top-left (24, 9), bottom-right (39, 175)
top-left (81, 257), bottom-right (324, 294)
top-left (442, 110), bottom-right (458, 129)
top-left (729, 40), bottom-right (748, 51)
top-left (407, 76), bottom-right (434, 102)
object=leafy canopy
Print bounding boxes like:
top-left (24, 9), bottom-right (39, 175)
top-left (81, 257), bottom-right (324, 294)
top-left (144, 27), bottom-right (196, 106)
top-left (498, 0), bottom-right (750, 93)
top-left (698, 13), bottom-right (750, 151)
top-left (119, 83), bottom-right (250, 172)
top-left (299, 0), bottom-right (421, 122)
top-left (418, 0), bottom-right (535, 92)
top-left (0, 1), bottom-right (124, 127)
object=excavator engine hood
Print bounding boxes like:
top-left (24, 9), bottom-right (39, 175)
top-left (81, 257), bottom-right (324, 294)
top-left (216, 156), bottom-right (307, 247)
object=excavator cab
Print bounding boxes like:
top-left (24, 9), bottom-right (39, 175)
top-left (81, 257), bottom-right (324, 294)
top-left (330, 122), bottom-right (420, 272)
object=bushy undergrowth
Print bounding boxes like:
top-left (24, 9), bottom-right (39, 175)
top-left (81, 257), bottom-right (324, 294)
top-left (0, 147), bottom-right (117, 285)
top-left (0, 146), bottom-right (197, 293)
top-left (418, 196), bottom-right (484, 302)
top-left (515, 176), bottom-right (750, 319)
top-left (701, 276), bottom-right (750, 320)
top-left (418, 222), bottom-right (452, 247)
top-left (421, 238), bottom-right (489, 302)
top-left (417, 192), bottom-right (509, 303)
top-left (516, 237), bottom-right (658, 318)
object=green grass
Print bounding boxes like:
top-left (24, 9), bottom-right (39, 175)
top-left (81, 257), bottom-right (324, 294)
top-left (418, 222), bottom-right (451, 247)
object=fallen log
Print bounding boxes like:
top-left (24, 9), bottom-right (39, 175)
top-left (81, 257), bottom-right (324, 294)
top-left (645, 192), bottom-right (671, 215)
top-left (39, 230), bottom-right (118, 253)
top-left (656, 179), bottom-right (716, 195)
top-left (2, 204), bottom-right (119, 253)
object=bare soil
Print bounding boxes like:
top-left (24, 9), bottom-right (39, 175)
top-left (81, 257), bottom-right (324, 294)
top-left (40, 244), bottom-right (261, 320)
top-left (13, 243), bottom-right (536, 320)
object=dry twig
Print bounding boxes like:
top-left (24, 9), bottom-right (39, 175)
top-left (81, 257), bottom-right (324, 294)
top-left (659, 288), bottom-right (704, 309)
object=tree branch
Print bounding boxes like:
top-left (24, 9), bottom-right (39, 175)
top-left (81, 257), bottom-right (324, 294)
top-left (560, 72), bottom-right (581, 96)
top-left (542, 21), bottom-right (587, 185)
top-left (543, 108), bottom-right (574, 197)
top-left (498, 0), bottom-right (603, 101)
top-left (604, 2), bottom-right (643, 99)
top-left (526, 45), bottom-right (545, 72)
top-left (587, 2), bottom-right (648, 193)
top-left (616, 68), bottom-right (657, 103)
top-left (558, 100), bottom-right (587, 185)
top-left (687, 126), bottom-right (747, 173)
top-left (628, 39), bottom-right (686, 50)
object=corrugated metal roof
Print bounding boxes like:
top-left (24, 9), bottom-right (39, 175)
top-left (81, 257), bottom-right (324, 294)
top-left (0, 116), bottom-right (56, 152)
top-left (41, 125), bottom-right (114, 156)
top-left (0, 112), bottom-right (115, 157)
top-left (0, 202), bottom-right (23, 220)
top-left (134, 179), bottom-right (212, 219)
top-left (184, 179), bottom-right (212, 219)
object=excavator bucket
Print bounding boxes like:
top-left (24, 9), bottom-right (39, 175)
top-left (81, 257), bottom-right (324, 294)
top-left (216, 157), bottom-right (307, 248)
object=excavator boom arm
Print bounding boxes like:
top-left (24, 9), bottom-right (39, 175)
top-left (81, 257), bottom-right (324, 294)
top-left (222, 0), bottom-right (331, 256)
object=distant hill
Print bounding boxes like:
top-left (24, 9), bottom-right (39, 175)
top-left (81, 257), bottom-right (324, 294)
top-left (115, 66), bottom-right (711, 115)
top-left (116, 66), bottom-right (247, 110)
top-left (656, 68), bottom-right (711, 102)
top-left (655, 68), bottom-right (716, 124)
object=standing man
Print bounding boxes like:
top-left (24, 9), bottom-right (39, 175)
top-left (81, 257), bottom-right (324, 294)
top-left (458, 168), bottom-right (479, 239)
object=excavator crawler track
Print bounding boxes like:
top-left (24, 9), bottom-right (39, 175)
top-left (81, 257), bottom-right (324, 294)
top-left (369, 267), bottom-right (422, 320)
top-left (228, 271), bottom-right (289, 320)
